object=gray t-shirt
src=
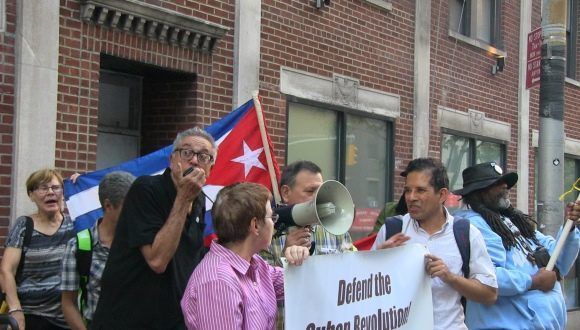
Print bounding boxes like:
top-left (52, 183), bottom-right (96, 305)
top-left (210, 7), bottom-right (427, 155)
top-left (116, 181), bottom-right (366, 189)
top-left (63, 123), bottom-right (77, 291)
top-left (5, 214), bottom-right (74, 328)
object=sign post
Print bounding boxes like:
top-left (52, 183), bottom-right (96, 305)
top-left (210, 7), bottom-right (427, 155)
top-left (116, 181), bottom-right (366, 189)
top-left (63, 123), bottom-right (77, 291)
top-left (526, 27), bottom-right (542, 89)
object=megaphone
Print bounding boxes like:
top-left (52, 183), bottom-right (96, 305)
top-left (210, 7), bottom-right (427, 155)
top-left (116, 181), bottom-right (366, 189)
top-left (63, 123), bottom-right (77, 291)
top-left (274, 180), bottom-right (355, 236)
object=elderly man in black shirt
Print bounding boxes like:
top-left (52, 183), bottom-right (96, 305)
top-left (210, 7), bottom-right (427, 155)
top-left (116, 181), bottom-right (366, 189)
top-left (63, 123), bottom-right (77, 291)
top-left (92, 127), bottom-right (216, 330)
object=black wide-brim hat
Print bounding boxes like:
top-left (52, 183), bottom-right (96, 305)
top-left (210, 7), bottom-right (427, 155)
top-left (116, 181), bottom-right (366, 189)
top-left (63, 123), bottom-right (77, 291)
top-left (452, 162), bottom-right (518, 196)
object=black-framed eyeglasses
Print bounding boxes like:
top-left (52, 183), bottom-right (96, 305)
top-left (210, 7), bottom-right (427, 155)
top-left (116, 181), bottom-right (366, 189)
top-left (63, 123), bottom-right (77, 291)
top-left (35, 185), bottom-right (63, 195)
top-left (265, 214), bottom-right (279, 224)
top-left (175, 148), bottom-right (214, 165)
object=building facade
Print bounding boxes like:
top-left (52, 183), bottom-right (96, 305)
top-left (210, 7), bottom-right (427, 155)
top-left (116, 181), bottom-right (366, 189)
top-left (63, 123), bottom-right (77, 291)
top-left (1, 0), bottom-right (579, 322)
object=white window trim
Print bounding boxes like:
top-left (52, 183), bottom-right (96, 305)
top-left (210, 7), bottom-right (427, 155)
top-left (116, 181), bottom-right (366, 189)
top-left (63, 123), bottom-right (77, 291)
top-left (438, 106), bottom-right (511, 142)
top-left (565, 77), bottom-right (580, 88)
top-left (0, 0), bottom-right (5, 33)
top-left (532, 130), bottom-right (580, 156)
top-left (280, 67), bottom-right (400, 118)
top-left (364, 0), bottom-right (392, 11)
top-left (448, 29), bottom-right (507, 58)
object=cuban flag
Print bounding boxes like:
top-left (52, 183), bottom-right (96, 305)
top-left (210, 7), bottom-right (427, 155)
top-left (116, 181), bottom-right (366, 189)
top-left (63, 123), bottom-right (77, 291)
top-left (64, 99), bottom-right (280, 245)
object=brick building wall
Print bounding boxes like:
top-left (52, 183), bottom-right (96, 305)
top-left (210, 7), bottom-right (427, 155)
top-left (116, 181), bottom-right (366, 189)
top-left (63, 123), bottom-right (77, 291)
top-left (141, 79), bottom-right (199, 154)
top-left (259, 0), bottom-right (416, 192)
top-left (429, 0), bottom-right (520, 185)
top-left (565, 0), bottom-right (580, 144)
top-left (0, 0), bottom-right (15, 242)
top-left (56, 0), bottom-right (236, 175)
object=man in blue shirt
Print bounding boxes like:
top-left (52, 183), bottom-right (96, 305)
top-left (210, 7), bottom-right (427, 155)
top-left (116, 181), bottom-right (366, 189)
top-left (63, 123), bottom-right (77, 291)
top-left (454, 162), bottom-right (580, 329)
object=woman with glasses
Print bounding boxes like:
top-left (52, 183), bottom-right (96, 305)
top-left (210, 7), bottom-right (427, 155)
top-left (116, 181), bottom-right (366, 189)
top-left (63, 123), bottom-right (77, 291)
top-left (181, 182), bottom-right (309, 330)
top-left (0, 168), bottom-right (74, 330)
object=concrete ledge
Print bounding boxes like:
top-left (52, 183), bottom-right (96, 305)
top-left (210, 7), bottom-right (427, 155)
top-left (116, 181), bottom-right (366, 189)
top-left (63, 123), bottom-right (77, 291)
top-left (565, 77), bottom-right (580, 88)
top-left (438, 106), bottom-right (511, 142)
top-left (79, 0), bottom-right (229, 52)
top-left (448, 29), bottom-right (507, 58)
top-left (280, 67), bottom-right (400, 118)
top-left (532, 129), bottom-right (580, 156)
top-left (364, 0), bottom-right (393, 11)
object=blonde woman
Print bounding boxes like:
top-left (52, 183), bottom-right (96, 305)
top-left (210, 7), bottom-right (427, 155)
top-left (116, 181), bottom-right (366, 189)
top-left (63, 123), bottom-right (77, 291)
top-left (0, 169), bottom-right (74, 330)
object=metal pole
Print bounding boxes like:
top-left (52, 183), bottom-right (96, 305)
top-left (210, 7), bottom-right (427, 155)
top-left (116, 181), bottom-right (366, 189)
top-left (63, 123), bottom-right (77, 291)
top-left (537, 0), bottom-right (567, 237)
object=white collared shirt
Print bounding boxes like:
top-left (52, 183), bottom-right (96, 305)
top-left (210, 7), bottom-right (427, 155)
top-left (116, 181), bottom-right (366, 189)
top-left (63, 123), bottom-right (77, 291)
top-left (371, 209), bottom-right (497, 330)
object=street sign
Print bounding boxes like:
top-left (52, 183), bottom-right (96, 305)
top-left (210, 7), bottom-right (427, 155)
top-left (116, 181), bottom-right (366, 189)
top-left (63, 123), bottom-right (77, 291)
top-left (526, 27), bottom-right (542, 89)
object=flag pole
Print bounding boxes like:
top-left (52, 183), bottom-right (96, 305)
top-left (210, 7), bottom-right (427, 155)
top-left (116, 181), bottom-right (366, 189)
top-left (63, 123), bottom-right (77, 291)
top-left (252, 91), bottom-right (281, 204)
top-left (546, 192), bottom-right (580, 271)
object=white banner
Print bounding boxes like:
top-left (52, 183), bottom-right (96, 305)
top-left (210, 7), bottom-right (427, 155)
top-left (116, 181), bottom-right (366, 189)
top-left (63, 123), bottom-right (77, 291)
top-left (284, 244), bottom-right (433, 330)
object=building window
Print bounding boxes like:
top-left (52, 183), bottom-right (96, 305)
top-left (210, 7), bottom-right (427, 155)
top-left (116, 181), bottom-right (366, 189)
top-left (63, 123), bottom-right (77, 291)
top-left (97, 71), bottom-right (142, 169)
top-left (449, 0), bottom-right (502, 47)
top-left (567, 0), bottom-right (578, 79)
top-left (441, 132), bottom-right (505, 207)
top-left (563, 156), bottom-right (580, 309)
top-left (287, 102), bottom-right (393, 240)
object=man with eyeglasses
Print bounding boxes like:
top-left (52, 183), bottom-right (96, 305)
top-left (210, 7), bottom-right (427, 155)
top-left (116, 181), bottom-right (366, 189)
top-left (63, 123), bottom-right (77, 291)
top-left (92, 127), bottom-right (217, 330)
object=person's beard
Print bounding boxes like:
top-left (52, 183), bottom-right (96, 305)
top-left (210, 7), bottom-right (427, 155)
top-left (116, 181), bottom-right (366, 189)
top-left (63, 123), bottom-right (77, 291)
top-left (497, 195), bottom-right (511, 210)
top-left (483, 188), bottom-right (510, 212)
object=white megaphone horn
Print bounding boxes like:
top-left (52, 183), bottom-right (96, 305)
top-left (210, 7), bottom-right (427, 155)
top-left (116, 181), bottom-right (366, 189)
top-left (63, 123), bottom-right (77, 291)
top-left (274, 180), bottom-right (355, 236)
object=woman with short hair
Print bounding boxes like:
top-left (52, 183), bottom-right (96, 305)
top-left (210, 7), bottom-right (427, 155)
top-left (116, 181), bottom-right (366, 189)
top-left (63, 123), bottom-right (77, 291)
top-left (0, 168), bottom-right (74, 330)
top-left (181, 182), bottom-right (309, 330)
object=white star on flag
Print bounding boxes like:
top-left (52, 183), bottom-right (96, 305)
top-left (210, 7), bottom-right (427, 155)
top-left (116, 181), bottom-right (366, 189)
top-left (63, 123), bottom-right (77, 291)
top-left (232, 141), bottom-right (266, 178)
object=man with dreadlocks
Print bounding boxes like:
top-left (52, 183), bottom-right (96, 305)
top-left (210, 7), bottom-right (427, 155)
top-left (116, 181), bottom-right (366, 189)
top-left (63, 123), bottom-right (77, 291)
top-left (454, 162), bottom-right (580, 330)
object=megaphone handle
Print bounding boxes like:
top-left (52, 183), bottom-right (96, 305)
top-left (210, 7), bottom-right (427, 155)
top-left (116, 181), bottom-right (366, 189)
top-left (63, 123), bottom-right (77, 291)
top-left (309, 241), bottom-right (316, 256)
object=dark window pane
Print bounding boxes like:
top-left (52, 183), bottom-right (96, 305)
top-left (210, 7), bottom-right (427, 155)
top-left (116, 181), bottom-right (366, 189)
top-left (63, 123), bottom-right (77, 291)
top-left (442, 134), bottom-right (470, 192)
top-left (345, 114), bottom-right (388, 240)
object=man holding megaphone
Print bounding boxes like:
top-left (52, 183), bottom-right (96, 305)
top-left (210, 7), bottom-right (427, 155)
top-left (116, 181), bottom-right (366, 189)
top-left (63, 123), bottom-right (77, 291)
top-left (263, 160), bottom-right (355, 265)
top-left (261, 160), bottom-right (355, 329)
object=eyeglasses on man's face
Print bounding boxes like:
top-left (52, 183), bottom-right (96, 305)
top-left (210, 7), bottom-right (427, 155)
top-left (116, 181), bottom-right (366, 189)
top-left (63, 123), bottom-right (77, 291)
top-left (265, 214), bottom-right (280, 224)
top-left (175, 148), bottom-right (214, 165)
top-left (35, 185), bottom-right (63, 195)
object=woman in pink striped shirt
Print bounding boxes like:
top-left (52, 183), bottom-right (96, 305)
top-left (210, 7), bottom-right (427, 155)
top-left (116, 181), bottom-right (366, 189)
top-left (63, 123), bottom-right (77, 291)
top-left (181, 182), bottom-right (309, 330)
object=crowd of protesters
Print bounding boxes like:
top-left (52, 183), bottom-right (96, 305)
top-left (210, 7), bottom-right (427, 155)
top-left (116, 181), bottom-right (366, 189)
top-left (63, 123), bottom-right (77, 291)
top-left (0, 126), bottom-right (579, 330)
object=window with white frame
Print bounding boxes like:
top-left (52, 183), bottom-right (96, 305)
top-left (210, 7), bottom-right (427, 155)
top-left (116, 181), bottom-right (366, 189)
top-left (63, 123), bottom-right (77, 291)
top-left (287, 102), bottom-right (393, 240)
top-left (449, 0), bottom-right (502, 47)
top-left (567, 0), bottom-right (578, 79)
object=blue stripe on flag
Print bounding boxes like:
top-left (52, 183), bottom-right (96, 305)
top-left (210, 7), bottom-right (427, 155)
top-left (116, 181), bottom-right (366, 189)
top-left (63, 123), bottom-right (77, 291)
top-left (64, 99), bottom-right (255, 232)
top-left (74, 208), bottom-right (104, 232)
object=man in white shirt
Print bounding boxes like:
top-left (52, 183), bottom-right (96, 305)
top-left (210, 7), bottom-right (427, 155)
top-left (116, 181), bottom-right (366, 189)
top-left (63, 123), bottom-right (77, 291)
top-left (372, 158), bottom-right (497, 330)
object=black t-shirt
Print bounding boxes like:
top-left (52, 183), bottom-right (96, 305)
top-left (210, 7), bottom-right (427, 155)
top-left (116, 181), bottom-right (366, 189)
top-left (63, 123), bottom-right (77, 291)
top-left (91, 168), bottom-right (206, 330)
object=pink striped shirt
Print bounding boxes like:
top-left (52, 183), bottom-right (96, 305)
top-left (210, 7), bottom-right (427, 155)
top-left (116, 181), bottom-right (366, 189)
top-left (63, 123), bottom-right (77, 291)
top-left (181, 241), bottom-right (284, 330)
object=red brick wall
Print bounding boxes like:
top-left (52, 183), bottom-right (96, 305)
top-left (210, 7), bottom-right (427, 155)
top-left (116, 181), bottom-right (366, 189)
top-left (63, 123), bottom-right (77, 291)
top-left (259, 0), bottom-right (416, 194)
top-left (57, 0), bottom-right (236, 176)
top-left (429, 1), bottom-right (541, 208)
top-left (141, 80), bottom-right (199, 155)
top-left (0, 0), bottom-right (16, 243)
top-left (564, 0), bottom-right (580, 147)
